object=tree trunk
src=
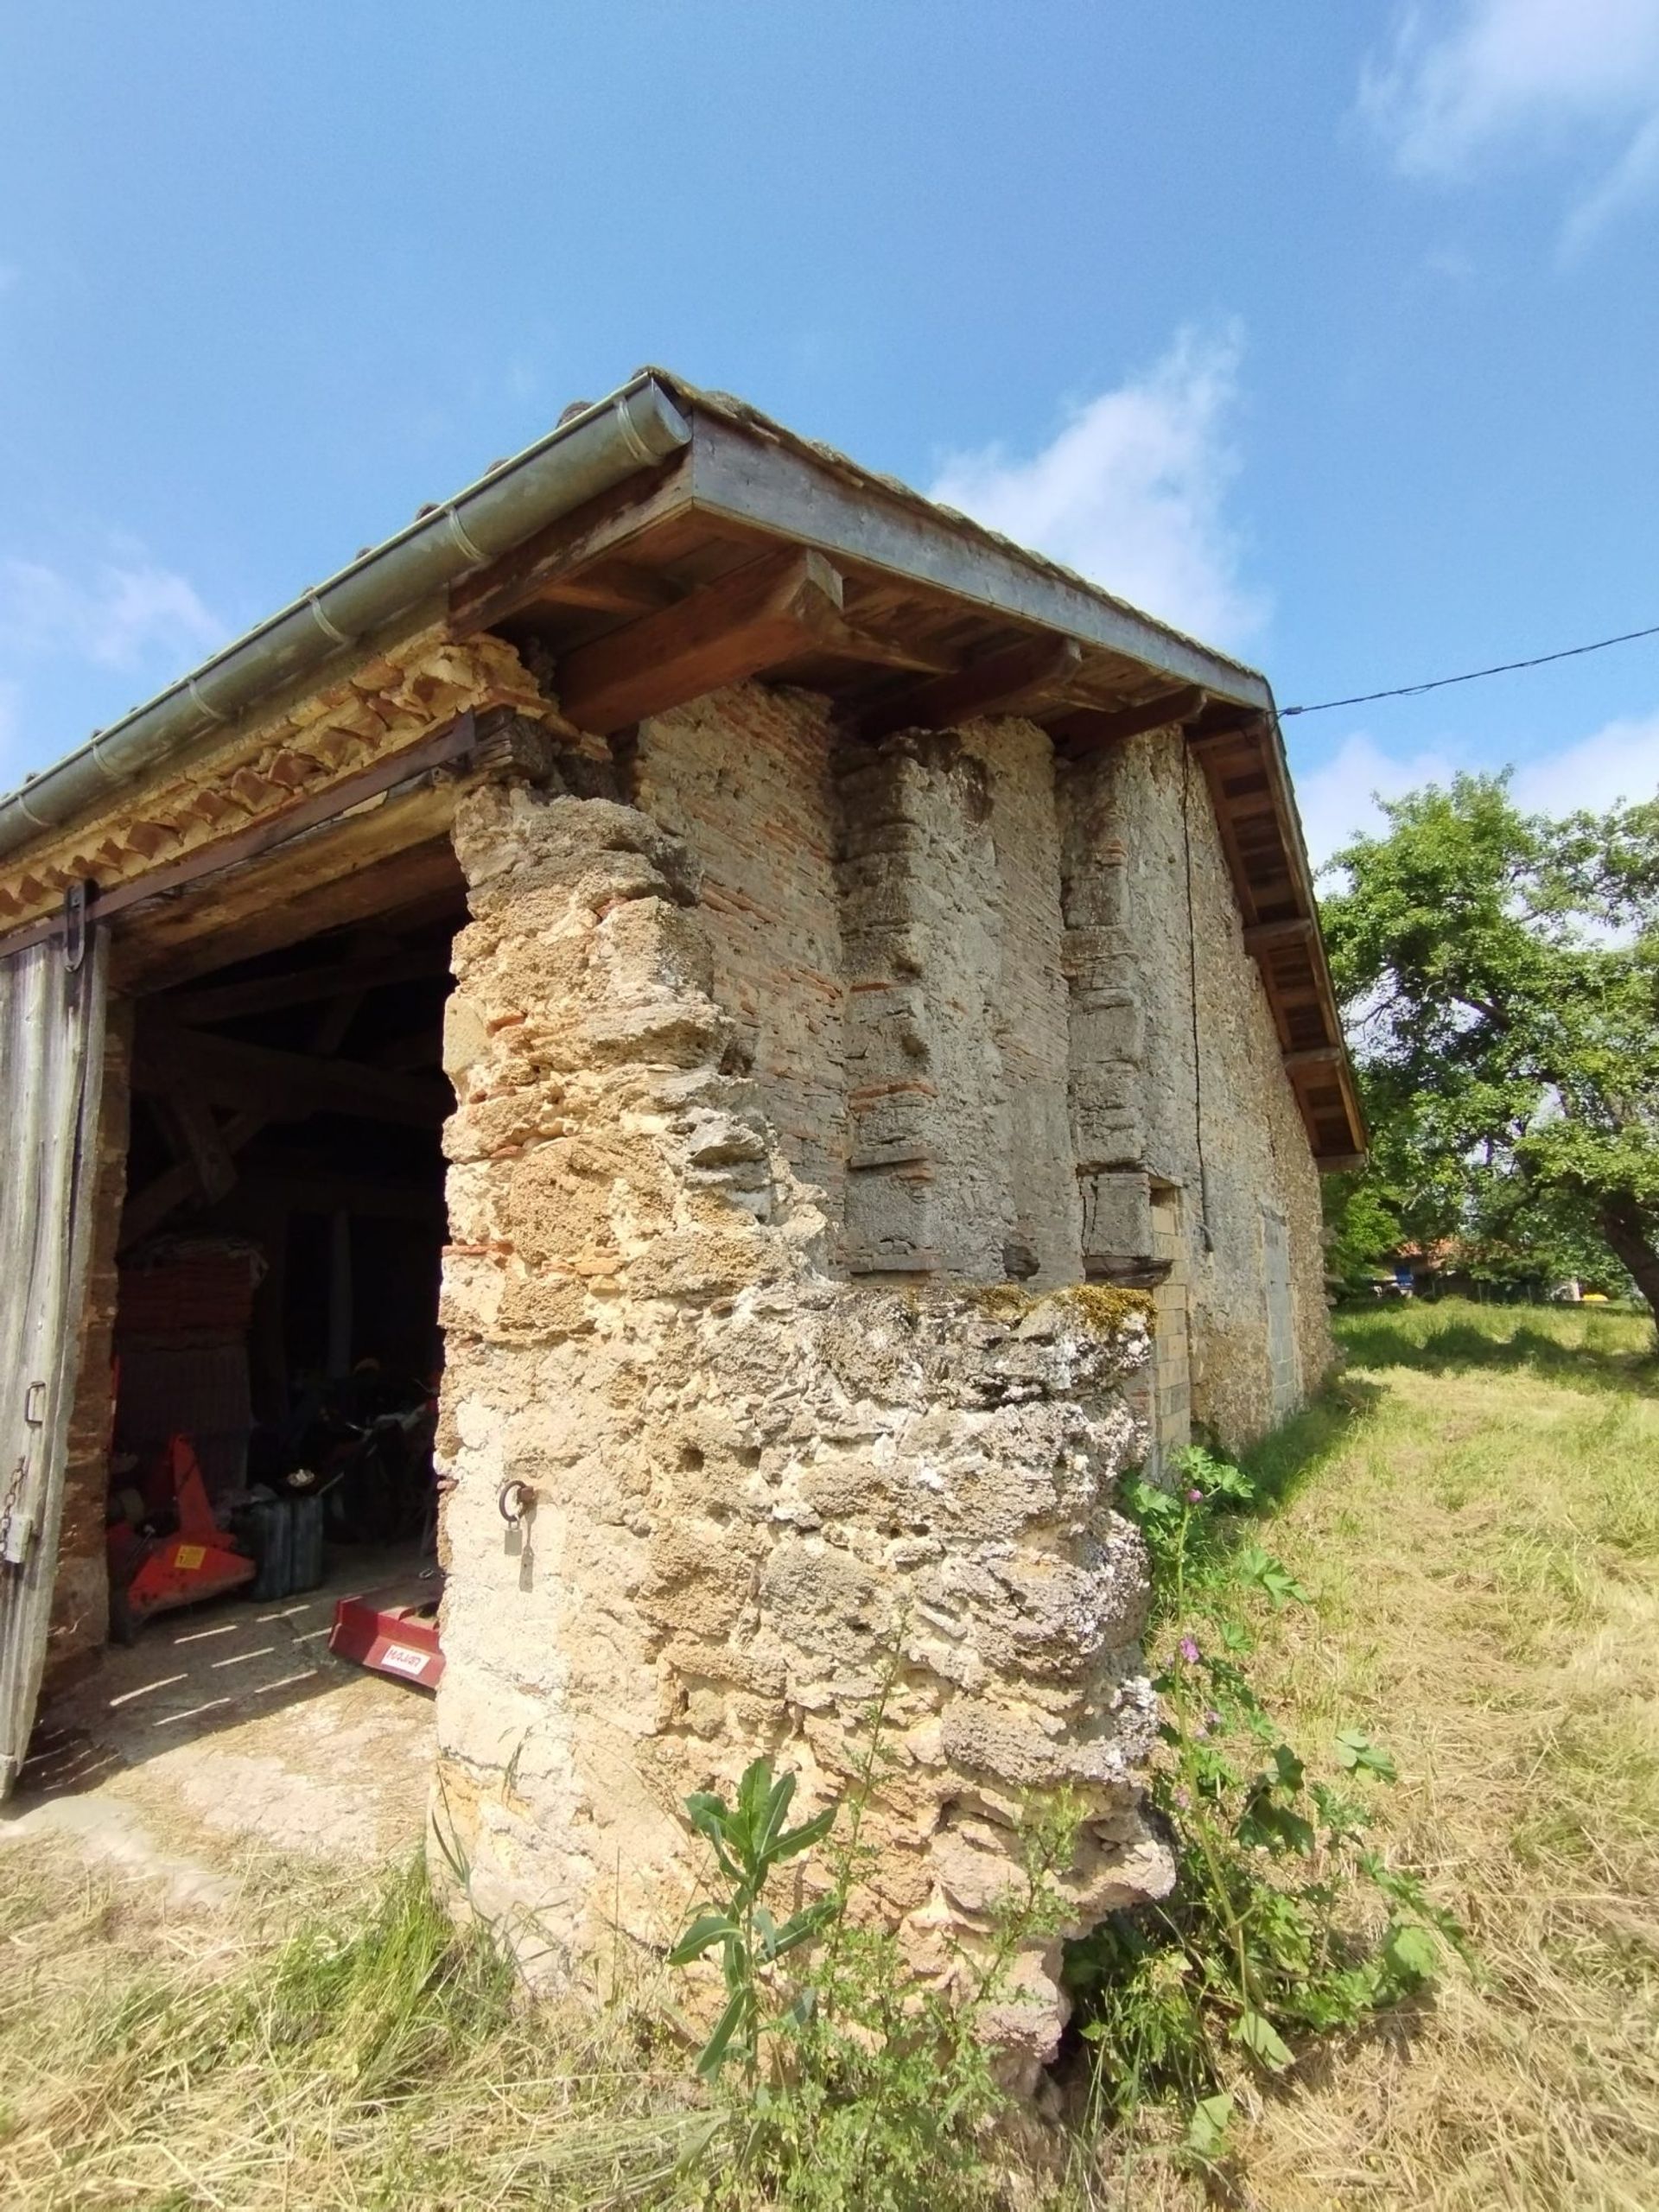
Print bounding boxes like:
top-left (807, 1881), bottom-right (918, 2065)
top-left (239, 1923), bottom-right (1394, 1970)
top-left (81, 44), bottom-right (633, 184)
top-left (1597, 1197), bottom-right (1659, 1347)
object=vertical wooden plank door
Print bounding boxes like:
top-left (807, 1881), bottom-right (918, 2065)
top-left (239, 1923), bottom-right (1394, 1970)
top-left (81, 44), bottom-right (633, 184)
top-left (0, 925), bottom-right (108, 1796)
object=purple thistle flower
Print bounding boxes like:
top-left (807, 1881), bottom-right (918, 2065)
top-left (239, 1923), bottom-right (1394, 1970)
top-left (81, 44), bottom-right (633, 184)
top-left (1186, 1487), bottom-right (1204, 1503)
top-left (1179, 1636), bottom-right (1201, 1664)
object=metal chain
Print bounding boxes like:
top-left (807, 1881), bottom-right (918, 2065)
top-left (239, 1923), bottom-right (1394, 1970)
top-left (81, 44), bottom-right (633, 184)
top-left (0, 1454), bottom-right (26, 1566)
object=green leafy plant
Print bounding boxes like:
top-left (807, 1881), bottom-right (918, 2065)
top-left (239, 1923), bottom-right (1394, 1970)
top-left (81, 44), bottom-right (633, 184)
top-left (668, 1676), bottom-right (1084, 2208)
top-left (669, 1758), bottom-right (837, 2084)
top-left (1071, 1446), bottom-right (1471, 2162)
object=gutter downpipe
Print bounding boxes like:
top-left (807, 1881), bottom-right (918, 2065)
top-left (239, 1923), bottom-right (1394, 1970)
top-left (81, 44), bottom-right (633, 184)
top-left (0, 374), bottom-right (691, 861)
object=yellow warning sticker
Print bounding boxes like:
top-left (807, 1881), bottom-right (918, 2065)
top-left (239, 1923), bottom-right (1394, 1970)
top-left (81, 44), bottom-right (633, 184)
top-left (174, 1543), bottom-right (206, 1569)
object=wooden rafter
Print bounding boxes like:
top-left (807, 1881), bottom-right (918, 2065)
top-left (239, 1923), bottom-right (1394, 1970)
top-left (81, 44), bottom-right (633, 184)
top-left (850, 635), bottom-right (1084, 744)
top-left (1185, 714), bottom-right (1365, 1166)
top-left (556, 548), bottom-right (849, 733)
top-left (167, 944), bottom-right (451, 1026)
top-left (449, 456), bottom-right (693, 637)
top-left (133, 1020), bottom-right (450, 1129)
top-left (1047, 683), bottom-right (1208, 755)
top-left (120, 1109), bottom-right (265, 1251)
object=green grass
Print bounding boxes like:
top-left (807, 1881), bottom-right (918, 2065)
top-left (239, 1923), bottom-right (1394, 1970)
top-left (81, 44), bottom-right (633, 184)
top-left (0, 1853), bottom-right (715, 2209)
top-left (1195, 1300), bottom-right (1659, 2210)
top-left (3, 1299), bottom-right (1656, 2208)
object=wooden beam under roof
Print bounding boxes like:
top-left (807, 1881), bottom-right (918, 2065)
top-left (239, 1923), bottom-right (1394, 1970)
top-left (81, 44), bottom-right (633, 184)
top-left (112, 832), bottom-right (466, 994)
top-left (448, 403), bottom-right (1272, 713)
top-left (1048, 684), bottom-right (1208, 755)
top-left (449, 455), bottom-right (694, 637)
top-left (1182, 710), bottom-right (1367, 1166)
top-left (537, 560), bottom-right (683, 616)
top-left (555, 546), bottom-right (849, 733)
top-left (849, 635), bottom-right (1084, 744)
top-left (166, 943), bottom-right (451, 1027)
top-left (133, 1019), bottom-right (451, 1129)
top-left (120, 1109), bottom-right (265, 1251)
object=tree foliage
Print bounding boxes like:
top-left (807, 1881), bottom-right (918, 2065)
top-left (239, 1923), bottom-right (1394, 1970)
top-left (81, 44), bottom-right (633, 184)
top-left (1319, 773), bottom-right (1659, 1331)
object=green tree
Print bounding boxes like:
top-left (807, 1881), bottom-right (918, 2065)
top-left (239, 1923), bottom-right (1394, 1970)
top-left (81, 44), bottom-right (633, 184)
top-left (1319, 773), bottom-right (1659, 1334)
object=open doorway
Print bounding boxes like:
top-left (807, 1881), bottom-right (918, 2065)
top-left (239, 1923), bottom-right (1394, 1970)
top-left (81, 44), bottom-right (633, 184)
top-left (106, 878), bottom-right (464, 1664)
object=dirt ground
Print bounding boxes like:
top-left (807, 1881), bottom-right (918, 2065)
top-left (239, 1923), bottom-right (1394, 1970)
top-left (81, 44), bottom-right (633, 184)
top-left (2, 1548), bottom-right (435, 1897)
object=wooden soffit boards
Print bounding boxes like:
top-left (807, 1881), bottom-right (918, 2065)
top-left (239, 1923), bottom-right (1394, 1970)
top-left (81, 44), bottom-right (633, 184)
top-left (452, 403), bottom-right (1271, 711)
top-left (1187, 712), bottom-right (1365, 1168)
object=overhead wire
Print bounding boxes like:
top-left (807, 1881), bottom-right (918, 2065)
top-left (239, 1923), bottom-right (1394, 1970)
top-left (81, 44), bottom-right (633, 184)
top-left (1281, 620), bottom-right (1659, 718)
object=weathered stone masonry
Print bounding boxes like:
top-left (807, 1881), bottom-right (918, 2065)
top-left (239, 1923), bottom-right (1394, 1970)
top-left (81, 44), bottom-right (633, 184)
top-left (1058, 728), bottom-right (1330, 1444)
top-left (429, 683), bottom-right (1332, 2071)
top-left (432, 765), bottom-right (1173, 2073)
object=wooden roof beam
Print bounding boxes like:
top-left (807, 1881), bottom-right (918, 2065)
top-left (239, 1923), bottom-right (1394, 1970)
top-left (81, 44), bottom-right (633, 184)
top-left (133, 1019), bottom-right (451, 1128)
top-left (1243, 916), bottom-right (1317, 952)
top-left (166, 944), bottom-right (451, 1027)
top-left (1048, 683), bottom-right (1208, 756)
top-left (849, 635), bottom-right (1084, 745)
top-left (1282, 1042), bottom-right (1344, 1071)
top-left (554, 547), bottom-right (849, 733)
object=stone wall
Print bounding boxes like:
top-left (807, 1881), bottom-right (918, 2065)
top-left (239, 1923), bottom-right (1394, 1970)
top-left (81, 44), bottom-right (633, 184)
top-left (632, 685), bottom-right (848, 1226)
top-left (432, 772), bottom-right (1172, 2077)
top-left (45, 997), bottom-right (133, 1684)
top-left (1058, 728), bottom-right (1331, 1444)
top-left (632, 694), bottom-right (1080, 1292)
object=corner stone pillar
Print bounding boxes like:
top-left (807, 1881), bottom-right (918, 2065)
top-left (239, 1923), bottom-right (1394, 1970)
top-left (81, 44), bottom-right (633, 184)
top-left (434, 773), bottom-right (1172, 2080)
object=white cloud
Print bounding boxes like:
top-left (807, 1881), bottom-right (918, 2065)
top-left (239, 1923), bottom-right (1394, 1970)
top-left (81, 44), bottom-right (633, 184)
top-left (0, 554), bottom-right (222, 672)
top-left (1293, 732), bottom-right (1452, 871)
top-left (1364, 0), bottom-right (1659, 240)
top-left (1292, 711), bottom-right (1659, 873)
top-left (1510, 709), bottom-right (1659, 813)
top-left (926, 327), bottom-right (1268, 651)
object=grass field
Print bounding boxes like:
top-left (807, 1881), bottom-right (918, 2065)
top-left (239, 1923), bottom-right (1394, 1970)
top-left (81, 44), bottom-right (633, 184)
top-left (1211, 1299), bottom-right (1659, 2210)
top-left (2, 1299), bottom-right (1656, 2208)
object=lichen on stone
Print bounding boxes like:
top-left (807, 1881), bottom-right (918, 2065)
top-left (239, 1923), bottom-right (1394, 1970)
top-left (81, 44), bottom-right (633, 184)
top-left (966, 1280), bottom-right (1154, 1336)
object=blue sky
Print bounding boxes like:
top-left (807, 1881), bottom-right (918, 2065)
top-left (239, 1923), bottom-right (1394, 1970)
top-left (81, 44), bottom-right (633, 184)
top-left (2, 0), bottom-right (1656, 865)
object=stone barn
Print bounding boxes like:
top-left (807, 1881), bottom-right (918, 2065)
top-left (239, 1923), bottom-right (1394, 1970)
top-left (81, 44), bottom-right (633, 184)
top-left (0, 371), bottom-right (1363, 2062)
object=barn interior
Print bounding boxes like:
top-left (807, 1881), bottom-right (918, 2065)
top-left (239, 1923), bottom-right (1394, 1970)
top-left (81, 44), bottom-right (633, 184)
top-left (105, 831), bottom-right (466, 1648)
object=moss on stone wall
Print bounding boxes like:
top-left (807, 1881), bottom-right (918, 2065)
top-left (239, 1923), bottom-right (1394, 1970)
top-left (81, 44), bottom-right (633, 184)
top-left (969, 1281), bottom-right (1154, 1334)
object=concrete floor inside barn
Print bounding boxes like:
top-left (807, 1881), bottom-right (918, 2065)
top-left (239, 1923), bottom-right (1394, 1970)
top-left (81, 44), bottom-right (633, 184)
top-left (1, 1548), bottom-right (434, 1896)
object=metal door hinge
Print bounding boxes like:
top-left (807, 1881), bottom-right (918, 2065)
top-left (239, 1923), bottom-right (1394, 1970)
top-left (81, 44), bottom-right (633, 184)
top-left (63, 880), bottom-right (94, 974)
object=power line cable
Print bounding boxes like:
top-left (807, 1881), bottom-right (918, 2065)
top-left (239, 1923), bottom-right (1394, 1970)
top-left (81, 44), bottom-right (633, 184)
top-left (1281, 620), bottom-right (1659, 718)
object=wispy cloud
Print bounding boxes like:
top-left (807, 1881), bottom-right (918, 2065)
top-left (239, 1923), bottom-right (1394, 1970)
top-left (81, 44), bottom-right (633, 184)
top-left (0, 554), bottom-right (223, 673)
top-left (1510, 709), bottom-right (1659, 814)
top-left (1294, 711), bottom-right (1659, 871)
top-left (926, 327), bottom-right (1268, 652)
top-left (0, 550), bottom-right (226, 789)
top-left (1363, 0), bottom-right (1659, 245)
top-left (1294, 733), bottom-right (1452, 871)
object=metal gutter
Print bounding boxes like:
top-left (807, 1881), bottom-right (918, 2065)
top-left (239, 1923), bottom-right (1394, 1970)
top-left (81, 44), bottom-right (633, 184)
top-left (0, 375), bottom-right (691, 859)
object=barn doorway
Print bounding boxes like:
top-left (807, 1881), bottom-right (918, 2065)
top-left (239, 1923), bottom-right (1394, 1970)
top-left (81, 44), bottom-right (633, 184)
top-left (105, 870), bottom-right (464, 1677)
